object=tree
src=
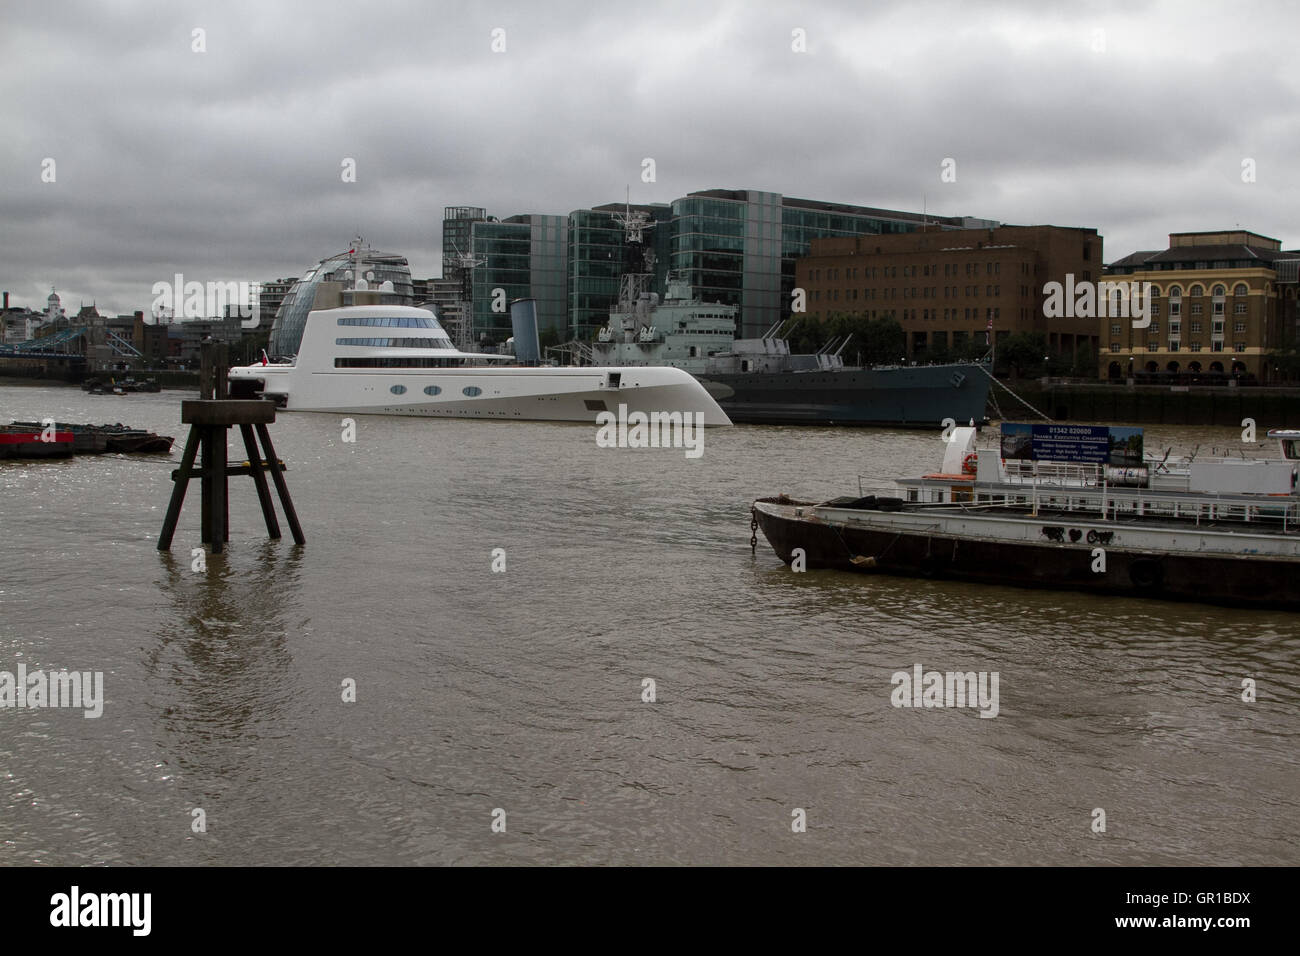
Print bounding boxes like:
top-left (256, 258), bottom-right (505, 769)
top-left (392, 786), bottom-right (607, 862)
top-left (787, 312), bottom-right (905, 366)
top-left (858, 316), bottom-right (905, 366)
top-left (997, 332), bottom-right (1048, 379)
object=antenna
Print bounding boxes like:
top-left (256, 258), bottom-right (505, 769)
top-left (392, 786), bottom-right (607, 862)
top-left (349, 235), bottom-right (367, 291)
top-left (611, 185), bottom-right (658, 299)
top-left (612, 185), bottom-right (654, 245)
top-left (449, 240), bottom-right (485, 352)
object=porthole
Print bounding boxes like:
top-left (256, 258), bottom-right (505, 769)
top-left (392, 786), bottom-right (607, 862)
top-left (423, 385), bottom-right (441, 396)
top-left (390, 384), bottom-right (407, 395)
top-left (463, 386), bottom-right (482, 397)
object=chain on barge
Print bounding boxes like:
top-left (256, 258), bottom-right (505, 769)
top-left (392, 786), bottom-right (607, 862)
top-left (751, 424), bottom-right (1300, 610)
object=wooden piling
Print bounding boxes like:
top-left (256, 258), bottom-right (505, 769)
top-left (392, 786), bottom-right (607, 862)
top-left (157, 346), bottom-right (303, 552)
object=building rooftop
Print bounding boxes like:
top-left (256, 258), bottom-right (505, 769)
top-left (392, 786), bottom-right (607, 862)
top-left (683, 188), bottom-right (979, 227)
top-left (1127, 245), bottom-right (1300, 266)
top-left (1107, 250), bottom-right (1160, 269)
top-left (1169, 230), bottom-right (1280, 249)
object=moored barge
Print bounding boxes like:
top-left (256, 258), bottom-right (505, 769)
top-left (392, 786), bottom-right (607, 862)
top-left (752, 424), bottom-right (1300, 610)
top-left (0, 425), bottom-right (74, 459)
top-left (6, 422), bottom-right (174, 456)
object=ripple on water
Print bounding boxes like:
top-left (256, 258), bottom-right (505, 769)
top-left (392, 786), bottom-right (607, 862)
top-left (1, 386), bottom-right (1297, 864)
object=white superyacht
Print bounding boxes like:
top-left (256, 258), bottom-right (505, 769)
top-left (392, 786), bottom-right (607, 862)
top-left (229, 281), bottom-right (730, 425)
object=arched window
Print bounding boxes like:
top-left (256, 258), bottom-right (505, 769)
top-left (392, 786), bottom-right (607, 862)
top-left (1169, 285), bottom-right (1182, 299)
top-left (1147, 285), bottom-right (1160, 297)
top-left (1234, 283), bottom-right (1248, 296)
top-left (1166, 361), bottom-right (1180, 373)
top-left (1190, 284), bottom-right (1204, 297)
top-left (1212, 284), bottom-right (1225, 297)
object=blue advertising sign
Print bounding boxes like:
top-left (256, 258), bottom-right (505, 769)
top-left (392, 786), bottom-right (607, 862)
top-left (1001, 423), bottom-right (1143, 466)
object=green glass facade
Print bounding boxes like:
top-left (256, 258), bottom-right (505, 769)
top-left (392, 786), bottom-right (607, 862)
top-left (455, 188), bottom-right (992, 343)
top-left (470, 215), bottom-right (568, 342)
top-left (670, 189), bottom-right (983, 336)
top-left (442, 206), bottom-right (486, 288)
top-left (268, 247), bottom-right (413, 356)
top-left (567, 204), bottom-right (672, 339)
top-left (470, 221), bottom-right (529, 342)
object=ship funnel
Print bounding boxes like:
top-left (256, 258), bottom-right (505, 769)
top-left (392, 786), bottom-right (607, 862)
top-left (510, 298), bottom-right (541, 365)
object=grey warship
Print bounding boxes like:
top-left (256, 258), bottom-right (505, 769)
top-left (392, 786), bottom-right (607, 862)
top-left (590, 273), bottom-right (991, 427)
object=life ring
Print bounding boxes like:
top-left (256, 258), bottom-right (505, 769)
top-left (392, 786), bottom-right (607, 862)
top-left (961, 452), bottom-right (978, 475)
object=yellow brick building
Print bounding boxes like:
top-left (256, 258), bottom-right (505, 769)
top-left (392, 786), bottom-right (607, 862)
top-left (1101, 231), bottom-right (1300, 383)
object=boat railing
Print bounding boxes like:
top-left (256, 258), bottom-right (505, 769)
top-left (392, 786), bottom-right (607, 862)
top-left (1001, 459), bottom-right (1104, 486)
top-left (962, 483), bottom-right (1300, 533)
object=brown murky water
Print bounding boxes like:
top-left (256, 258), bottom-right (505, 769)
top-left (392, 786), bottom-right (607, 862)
top-left (1, 383), bottom-right (1297, 864)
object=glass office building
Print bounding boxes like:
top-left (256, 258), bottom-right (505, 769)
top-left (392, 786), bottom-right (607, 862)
top-left (671, 189), bottom-right (994, 337)
top-left (470, 215), bottom-right (569, 341)
top-left (448, 188), bottom-right (993, 342)
top-left (567, 203), bottom-right (672, 340)
top-left (442, 206), bottom-right (487, 286)
top-left (268, 244), bottom-right (413, 356)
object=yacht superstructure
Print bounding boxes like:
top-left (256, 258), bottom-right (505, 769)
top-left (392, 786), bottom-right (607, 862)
top-left (230, 289), bottom-right (730, 425)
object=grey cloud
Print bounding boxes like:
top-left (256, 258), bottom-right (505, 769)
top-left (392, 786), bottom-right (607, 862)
top-left (1, 0), bottom-right (1296, 314)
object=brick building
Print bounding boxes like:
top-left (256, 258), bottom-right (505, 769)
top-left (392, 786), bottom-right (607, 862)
top-left (1101, 230), bottom-right (1300, 382)
top-left (795, 225), bottom-right (1102, 365)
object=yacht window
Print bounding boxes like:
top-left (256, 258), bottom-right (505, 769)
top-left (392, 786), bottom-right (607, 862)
top-left (336, 337), bottom-right (453, 348)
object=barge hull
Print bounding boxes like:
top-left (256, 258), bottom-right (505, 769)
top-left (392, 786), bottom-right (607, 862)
top-left (701, 364), bottom-right (991, 426)
top-left (753, 500), bottom-right (1300, 610)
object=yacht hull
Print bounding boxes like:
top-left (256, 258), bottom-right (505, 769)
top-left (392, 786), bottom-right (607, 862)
top-left (229, 365), bottom-right (731, 425)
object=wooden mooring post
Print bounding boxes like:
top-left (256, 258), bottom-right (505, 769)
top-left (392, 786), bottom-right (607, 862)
top-left (157, 341), bottom-right (304, 553)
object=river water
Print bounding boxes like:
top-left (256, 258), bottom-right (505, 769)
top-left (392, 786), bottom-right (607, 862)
top-left (1, 383), bottom-right (1297, 865)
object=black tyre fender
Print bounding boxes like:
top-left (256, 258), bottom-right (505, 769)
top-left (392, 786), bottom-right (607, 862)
top-left (1129, 558), bottom-right (1164, 590)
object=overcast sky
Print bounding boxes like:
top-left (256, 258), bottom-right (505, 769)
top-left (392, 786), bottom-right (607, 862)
top-left (3, 0), bottom-right (1297, 316)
